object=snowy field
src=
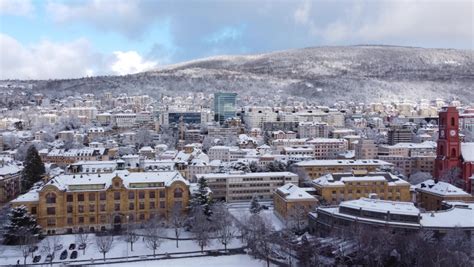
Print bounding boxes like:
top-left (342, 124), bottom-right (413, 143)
top-left (0, 229), bottom-right (244, 265)
top-left (99, 254), bottom-right (270, 267)
top-left (228, 201), bottom-right (285, 230)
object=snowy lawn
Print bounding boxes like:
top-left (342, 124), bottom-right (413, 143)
top-left (98, 254), bottom-right (273, 267)
top-left (0, 229), bottom-right (244, 265)
top-left (228, 202), bottom-right (285, 231)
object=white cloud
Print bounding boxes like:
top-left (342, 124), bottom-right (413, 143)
top-left (295, 0), bottom-right (473, 46)
top-left (0, 0), bottom-right (34, 16)
top-left (110, 51), bottom-right (157, 75)
top-left (0, 34), bottom-right (157, 79)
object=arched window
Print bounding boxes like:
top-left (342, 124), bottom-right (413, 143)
top-left (174, 188), bottom-right (183, 198)
top-left (451, 148), bottom-right (456, 158)
top-left (451, 117), bottom-right (455, 126)
top-left (46, 193), bottom-right (56, 204)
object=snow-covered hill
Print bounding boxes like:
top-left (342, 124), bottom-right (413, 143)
top-left (4, 45), bottom-right (474, 104)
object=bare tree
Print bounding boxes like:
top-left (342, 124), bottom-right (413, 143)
top-left (41, 236), bottom-right (61, 260)
top-left (213, 203), bottom-right (235, 252)
top-left (440, 167), bottom-right (463, 188)
top-left (287, 204), bottom-right (308, 233)
top-left (19, 235), bottom-right (35, 265)
top-left (143, 218), bottom-right (163, 257)
top-left (409, 171), bottom-right (432, 185)
top-left (124, 226), bottom-right (139, 252)
top-left (96, 234), bottom-right (114, 261)
top-left (169, 206), bottom-right (185, 248)
top-left (75, 232), bottom-right (91, 255)
top-left (191, 207), bottom-right (211, 253)
top-left (244, 214), bottom-right (276, 267)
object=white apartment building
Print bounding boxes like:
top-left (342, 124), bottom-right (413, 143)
top-left (114, 113), bottom-right (137, 128)
top-left (208, 146), bottom-right (231, 162)
top-left (242, 106), bottom-right (278, 129)
top-left (66, 107), bottom-right (98, 121)
top-left (197, 171), bottom-right (299, 202)
top-left (298, 122), bottom-right (329, 138)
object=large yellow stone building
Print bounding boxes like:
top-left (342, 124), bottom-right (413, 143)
top-left (12, 170), bottom-right (189, 234)
top-left (274, 183), bottom-right (318, 221)
top-left (312, 170), bottom-right (411, 205)
top-left (294, 159), bottom-right (393, 179)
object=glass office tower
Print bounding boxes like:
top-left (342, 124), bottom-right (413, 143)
top-left (214, 92), bottom-right (237, 124)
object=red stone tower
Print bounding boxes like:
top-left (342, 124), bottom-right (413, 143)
top-left (435, 106), bottom-right (461, 179)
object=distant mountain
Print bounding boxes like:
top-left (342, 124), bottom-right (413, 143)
top-left (3, 45), bottom-right (474, 104)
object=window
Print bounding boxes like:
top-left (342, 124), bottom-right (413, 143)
top-left (67, 217), bottom-right (73, 225)
top-left (174, 201), bottom-right (182, 209)
top-left (99, 192), bottom-right (106, 201)
top-left (114, 203), bottom-right (120, 211)
top-left (451, 117), bottom-right (455, 126)
top-left (47, 218), bottom-right (56, 226)
top-left (89, 193), bottom-right (95, 201)
top-left (451, 148), bottom-right (456, 158)
top-left (46, 193), bottom-right (56, 204)
top-left (139, 213), bottom-right (145, 220)
top-left (114, 192), bottom-right (121, 200)
top-left (160, 201), bottom-right (165, 209)
top-left (47, 207), bottom-right (55, 215)
top-left (31, 207), bottom-right (37, 215)
top-left (128, 191), bottom-right (135, 200)
top-left (128, 214), bottom-right (134, 222)
top-left (150, 202), bottom-right (155, 209)
top-left (78, 193), bottom-right (84, 202)
top-left (139, 191), bottom-right (145, 199)
top-left (100, 215), bottom-right (107, 223)
top-left (139, 202), bottom-right (145, 210)
top-left (67, 194), bottom-right (73, 202)
top-left (89, 216), bottom-right (95, 223)
top-left (114, 181), bottom-right (120, 188)
top-left (78, 217), bottom-right (84, 224)
top-left (78, 205), bottom-right (84, 213)
top-left (149, 191), bottom-right (155, 199)
top-left (159, 191), bottom-right (165, 198)
top-left (174, 188), bottom-right (183, 198)
top-left (129, 203), bottom-right (134, 210)
top-left (89, 205), bottom-right (95, 212)
top-left (100, 204), bottom-right (106, 212)
top-left (67, 205), bottom-right (73, 213)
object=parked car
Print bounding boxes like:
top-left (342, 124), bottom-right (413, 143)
top-left (60, 250), bottom-right (68, 260)
top-left (69, 243), bottom-right (76, 250)
top-left (29, 246), bottom-right (38, 253)
top-left (55, 244), bottom-right (63, 251)
top-left (78, 244), bottom-right (86, 250)
top-left (45, 254), bottom-right (54, 263)
top-left (70, 251), bottom-right (78, 259)
top-left (32, 255), bottom-right (41, 263)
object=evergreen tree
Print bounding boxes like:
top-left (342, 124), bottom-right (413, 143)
top-left (189, 177), bottom-right (213, 217)
top-left (21, 145), bottom-right (45, 192)
top-left (250, 195), bottom-right (262, 214)
top-left (3, 206), bottom-right (41, 245)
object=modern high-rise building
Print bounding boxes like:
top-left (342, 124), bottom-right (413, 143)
top-left (214, 92), bottom-right (237, 124)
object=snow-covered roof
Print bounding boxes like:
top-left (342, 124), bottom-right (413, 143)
top-left (460, 142), bottom-right (474, 162)
top-left (296, 159), bottom-right (392, 167)
top-left (197, 171), bottom-right (298, 179)
top-left (0, 163), bottom-right (22, 176)
top-left (388, 141), bottom-right (437, 149)
top-left (415, 179), bottom-right (471, 197)
top-left (313, 172), bottom-right (409, 187)
top-left (420, 203), bottom-right (474, 228)
top-left (45, 170), bottom-right (188, 192)
top-left (340, 198), bottom-right (420, 216)
top-left (276, 183), bottom-right (316, 201)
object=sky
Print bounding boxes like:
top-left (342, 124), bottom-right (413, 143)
top-left (0, 0), bottom-right (472, 80)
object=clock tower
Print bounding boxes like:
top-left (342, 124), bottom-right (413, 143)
top-left (435, 106), bottom-right (461, 179)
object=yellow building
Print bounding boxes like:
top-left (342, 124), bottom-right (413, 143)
top-left (414, 179), bottom-right (474, 211)
top-left (295, 159), bottom-right (393, 179)
top-left (12, 170), bottom-right (189, 234)
top-left (274, 183), bottom-right (318, 221)
top-left (312, 170), bottom-right (411, 205)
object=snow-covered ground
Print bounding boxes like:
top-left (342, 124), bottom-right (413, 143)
top-left (228, 202), bottom-right (285, 231)
top-left (100, 254), bottom-right (270, 267)
top-left (0, 229), bottom-right (244, 265)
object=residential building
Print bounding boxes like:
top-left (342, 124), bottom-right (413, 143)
top-left (197, 171), bottom-right (298, 202)
top-left (295, 159), bottom-right (392, 179)
top-left (273, 183), bottom-right (318, 223)
top-left (414, 179), bottom-right (473, 210)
